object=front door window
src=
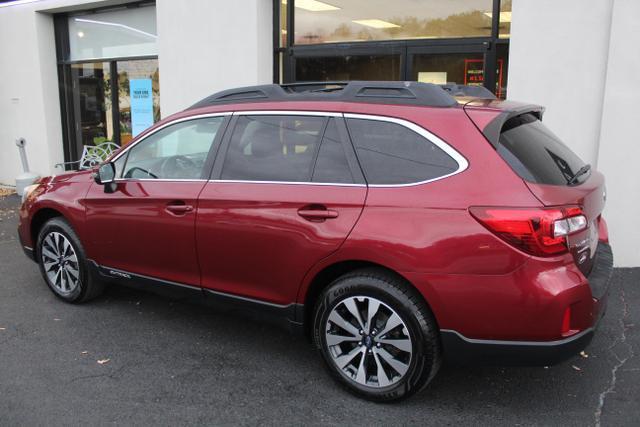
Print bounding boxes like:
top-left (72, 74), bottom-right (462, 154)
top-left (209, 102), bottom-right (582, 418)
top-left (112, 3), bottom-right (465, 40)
top-left (120, 116), bottom-right (225, 180)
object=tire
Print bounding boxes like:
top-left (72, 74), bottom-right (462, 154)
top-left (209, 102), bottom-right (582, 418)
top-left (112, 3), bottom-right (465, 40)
top-left (313, 268), bottom-right (441, 402)
top-left (36, 217), bottom-right (105, 303)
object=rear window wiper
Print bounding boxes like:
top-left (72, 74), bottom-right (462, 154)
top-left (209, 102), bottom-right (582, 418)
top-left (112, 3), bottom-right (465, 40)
top-left (567, 164), bottom-right (591, 185)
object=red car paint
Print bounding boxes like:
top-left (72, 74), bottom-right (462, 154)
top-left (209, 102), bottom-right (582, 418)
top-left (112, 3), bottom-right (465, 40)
top-left (18, 94), bottom-right (611, 357)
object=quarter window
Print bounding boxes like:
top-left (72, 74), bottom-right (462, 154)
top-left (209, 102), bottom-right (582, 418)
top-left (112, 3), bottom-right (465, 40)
top-left (312, 119), bottom-right (353, 184)
top-left (221, 115), bottom-right (325, 182)
top-left (345, 118), bottom-right (459, 185)
top-left (121, 116), bottom-right (224, 180)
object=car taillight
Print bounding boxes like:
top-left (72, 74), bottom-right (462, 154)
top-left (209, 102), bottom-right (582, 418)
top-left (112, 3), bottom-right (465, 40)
top-left (469, 206), bottom-right (587, 257)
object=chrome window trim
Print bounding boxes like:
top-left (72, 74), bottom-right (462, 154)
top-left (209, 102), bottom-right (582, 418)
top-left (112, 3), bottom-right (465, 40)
top-left (113, 178), bottom-right (207, 183)
top-left (343, 113), bottom-right (469, 188)
top-left (211, 179), bottom-right (366, 187)
top-left (106, 110), bottom-right (468, 187)
top-left (109, 112), bottom-right (233, 164)
top-left (233, 110), bottom-right (342, 117)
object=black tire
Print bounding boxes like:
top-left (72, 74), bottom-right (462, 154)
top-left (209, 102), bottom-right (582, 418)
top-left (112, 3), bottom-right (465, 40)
top-left (313, 268), bottom-right (441, 402)
top-left (36, 217), bottom-right (105, 303)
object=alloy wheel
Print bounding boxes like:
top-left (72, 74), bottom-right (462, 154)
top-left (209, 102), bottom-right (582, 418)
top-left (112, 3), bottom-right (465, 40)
top-left (325, 296), bottom-right (413, 388)
top-left (41, 231), bottom-right (80, 295)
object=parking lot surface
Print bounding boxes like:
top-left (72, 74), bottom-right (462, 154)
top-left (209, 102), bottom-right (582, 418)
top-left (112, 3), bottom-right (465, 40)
top-left (0, 193), bottom-right (638, 426)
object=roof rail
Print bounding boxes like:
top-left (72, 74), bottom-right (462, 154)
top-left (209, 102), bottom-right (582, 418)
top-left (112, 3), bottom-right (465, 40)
top-left (440, 83), bottom-right (497, 99)
top-left (188, 81), bottom-right (494, 110)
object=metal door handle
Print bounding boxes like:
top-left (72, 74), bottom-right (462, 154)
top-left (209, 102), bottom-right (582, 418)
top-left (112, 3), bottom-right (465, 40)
top-left (297, 208), bottom-right (339, 220)
top-left (165, 204), bottom-right (194, 215)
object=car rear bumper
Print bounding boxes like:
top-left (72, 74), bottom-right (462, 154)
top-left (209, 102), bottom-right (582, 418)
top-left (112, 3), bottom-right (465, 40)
top-left (439, 242), bottom-right (613, 366)
top-left (440, 327), bottom-right (594, 366)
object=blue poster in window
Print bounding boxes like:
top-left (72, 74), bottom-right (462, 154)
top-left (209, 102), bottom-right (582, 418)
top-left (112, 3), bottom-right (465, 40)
top-left (130, 79), bottom-right (154, 137)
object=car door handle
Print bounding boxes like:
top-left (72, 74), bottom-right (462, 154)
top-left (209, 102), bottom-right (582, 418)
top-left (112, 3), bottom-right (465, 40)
top-left (165, 204), bottom-right (194, 215)
top-left (297, 208), bottom-right (339, 221)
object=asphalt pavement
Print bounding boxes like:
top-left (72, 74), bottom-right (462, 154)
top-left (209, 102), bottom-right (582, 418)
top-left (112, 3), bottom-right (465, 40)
top-left (0, 193), bottom-right (638, 426)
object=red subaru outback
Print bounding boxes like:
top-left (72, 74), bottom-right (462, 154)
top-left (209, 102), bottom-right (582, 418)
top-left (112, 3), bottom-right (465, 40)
top-left (18, 82), bottom-right (613, 401)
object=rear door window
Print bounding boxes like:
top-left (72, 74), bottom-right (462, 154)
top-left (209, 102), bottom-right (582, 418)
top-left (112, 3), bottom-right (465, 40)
top-left (221, 115), bottom-right (324, 182)
top-left (345, 117), bottom-right (459, 185)
top-left (312, 119), bottom-right (354, 184)
top-left (497, 113), bottom-right (588, 185)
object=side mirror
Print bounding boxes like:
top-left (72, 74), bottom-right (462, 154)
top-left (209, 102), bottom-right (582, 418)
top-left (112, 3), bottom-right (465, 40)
top-left (94, 163), bottom-right (117, 193)
top-left (95, 162), bottom-right (115, 185)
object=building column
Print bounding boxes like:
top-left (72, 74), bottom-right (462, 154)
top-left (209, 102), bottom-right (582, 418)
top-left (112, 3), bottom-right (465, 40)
top-left (156, 0), bottom-right (273, 117)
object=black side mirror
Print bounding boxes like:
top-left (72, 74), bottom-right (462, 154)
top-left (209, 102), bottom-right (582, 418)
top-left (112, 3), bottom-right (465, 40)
top-left (94, 162), bottom-right (117, 193)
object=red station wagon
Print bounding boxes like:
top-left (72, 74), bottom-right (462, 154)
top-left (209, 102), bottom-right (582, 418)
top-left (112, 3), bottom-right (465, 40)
top-left (18, 82), bottom-right (613, 401)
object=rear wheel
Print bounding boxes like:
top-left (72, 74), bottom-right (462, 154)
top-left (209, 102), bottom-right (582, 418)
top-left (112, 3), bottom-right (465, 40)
top-left (36, 217), bottom-right (105, 303)
top-left (313, 269), bottom-right (441, 402)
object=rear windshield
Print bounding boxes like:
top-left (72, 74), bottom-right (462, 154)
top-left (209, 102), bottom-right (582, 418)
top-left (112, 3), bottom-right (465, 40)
top-left (497, 113), bottom-right (588, 186)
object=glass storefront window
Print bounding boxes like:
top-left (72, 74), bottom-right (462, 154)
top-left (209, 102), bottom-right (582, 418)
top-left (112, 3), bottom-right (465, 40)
top-left (58, 5), bottom-right (161, 165)
top-left (116, 59), bottom-right (160, 145)
top-left (411, 53), bottom-right (484, 86)
top-left (70, 62), bottom-right (113, 148)
top-left (68, 5), bottom-right (157, 60)
top-left (499, 0), bottom-right (511, 38)
top-left (293, 0), bottom-right (494, 45)
top-left (296, 54), bottom-right (401, 81)
top-left (280, 0), bottom-right (288, 47)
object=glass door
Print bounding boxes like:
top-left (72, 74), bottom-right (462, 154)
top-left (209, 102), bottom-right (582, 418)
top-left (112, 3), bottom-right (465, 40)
top-left (407, 44), bottom-right (489, 87)
top-left (70, 62), bottom-right (114, 151)
top-left (68, 59), bottom-right (160, 159)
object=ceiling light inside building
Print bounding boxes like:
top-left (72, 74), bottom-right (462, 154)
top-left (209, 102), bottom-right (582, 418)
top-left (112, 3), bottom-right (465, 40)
top-left (282, 0), bottom-right (340, 12)
top-left (352, 19), bottom-right (401, 29)
top-left (74, 18), bottom-right (157, 39)
top-left (484, 11), bottom-right (512, 23)
top-left (77, 31), bottom-right (84, 38)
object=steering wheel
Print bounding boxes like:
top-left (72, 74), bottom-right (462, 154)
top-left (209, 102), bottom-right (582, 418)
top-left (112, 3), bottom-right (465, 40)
top-left (160, 155), bottom-right (198, 179)
top-left (124, 166), bottom-right (158, 179)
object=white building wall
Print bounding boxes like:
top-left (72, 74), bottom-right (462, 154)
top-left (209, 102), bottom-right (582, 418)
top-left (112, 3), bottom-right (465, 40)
top-left (509, 0), bottom-right (639, 266)
top-left (156, 0), bottom-right (273, 117)
top-left (0, 4), bottom-right (61, 186)
top-left (596, 0), bottom-right (640, 267)
top-left (0, 0), bottom-right (134, 186)
top-left (508, 0), bottom-right (613, 165)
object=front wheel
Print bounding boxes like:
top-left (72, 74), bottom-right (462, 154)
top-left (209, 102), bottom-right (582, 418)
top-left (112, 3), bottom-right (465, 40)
top-left (313, 269), bottom-right (441, 402)
top-left (36, 217), bottom-right (105, 303)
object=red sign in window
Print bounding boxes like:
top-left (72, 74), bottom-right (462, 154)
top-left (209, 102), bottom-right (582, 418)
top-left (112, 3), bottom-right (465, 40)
top-left (464, 59), bottom-right (504, 98)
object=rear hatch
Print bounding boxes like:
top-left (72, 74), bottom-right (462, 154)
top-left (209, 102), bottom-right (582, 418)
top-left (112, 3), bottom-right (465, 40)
top-left (464, 100), bottom-right (607, 276)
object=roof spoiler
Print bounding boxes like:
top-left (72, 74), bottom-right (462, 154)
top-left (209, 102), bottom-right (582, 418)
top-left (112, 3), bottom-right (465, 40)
top-left (464, 102), bottom-right (545, 148)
